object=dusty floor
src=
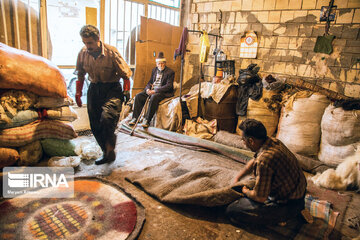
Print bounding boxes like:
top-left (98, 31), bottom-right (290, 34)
top-left (71, 132), bottom-right (360, 240)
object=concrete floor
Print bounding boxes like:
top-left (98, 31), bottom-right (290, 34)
top-left (72, 132), bottom-right (360, 240)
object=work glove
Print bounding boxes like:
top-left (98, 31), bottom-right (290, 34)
top-left (75, 80), bottom-right (84, 107)
top-left (123, 90), bottom-right (130, 104)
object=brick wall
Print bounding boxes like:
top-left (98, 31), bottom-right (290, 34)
top-left (182, 0), bottom-right (360, 98)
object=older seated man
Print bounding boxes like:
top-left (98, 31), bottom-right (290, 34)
top-left (129, 52), bottom-right (175, 128)
top-left (226, 119), bottom-right (307, 226)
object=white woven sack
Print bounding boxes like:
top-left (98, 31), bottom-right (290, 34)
top-left (277, 92), bottom-right (330, 156)
top-left (318, 139), bottom-right (359, 166)
top-left (321, 105), bottom-right (360, 146)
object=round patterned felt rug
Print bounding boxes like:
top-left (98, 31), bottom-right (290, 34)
top-left (0, 177), bottom-right (145, 240)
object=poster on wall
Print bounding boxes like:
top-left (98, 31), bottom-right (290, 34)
top-left (239, 31), bottom-right (258, 59)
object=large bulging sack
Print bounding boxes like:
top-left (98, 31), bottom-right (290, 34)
top-left (277, 92), bottom-right (330, 156)
top-left (0, 43), bottom-right (67, 98)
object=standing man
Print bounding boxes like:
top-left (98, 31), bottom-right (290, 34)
top-left (75, 25), bottom-right (132, 165)
top-left (129, 52), bottom-right (174, 128)
top-left (226, 119), bottom-right (307, 226)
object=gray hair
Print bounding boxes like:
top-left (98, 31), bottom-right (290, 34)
top-left (79, 25), bottom-right (100, 40)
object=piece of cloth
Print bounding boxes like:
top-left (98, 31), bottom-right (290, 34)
top-left (253, 137), bottom-right (307, 201)
top-left (87, 82), bottom-right (122, 154)
top-left (236, 64), bottom-right (263, 116)
top-left (174, 27), bottom-right (188, 60)
top-left (183, 117), bottom-right (217, 139)
top-left (75, 41), bottom-right (132, 83)
top-left (226, 195), bottom-right (305, 225)
top-left (314, 35), bottom-right (335, 55)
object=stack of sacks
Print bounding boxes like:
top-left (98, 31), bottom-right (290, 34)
top-left (277, 91), bottom-right (330, 157)
top-left (0, 43), bottom-right (78, 167)
top-left (318, 104), bottom-right (360, 167)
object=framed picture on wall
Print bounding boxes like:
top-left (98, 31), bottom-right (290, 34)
top-left (320, 6), bottom-right (337, 22)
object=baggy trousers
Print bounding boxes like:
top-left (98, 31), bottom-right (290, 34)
top-left (226, 196), bottom-right (305, 225)
top-left (133, 90), bottom-right (166, 122)
top-left (87, 82), bottom-right (123, 155)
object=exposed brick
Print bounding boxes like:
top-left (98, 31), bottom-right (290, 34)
top-left (307, 11), bottom-right (320, 23)
top-left (345, 69), bottom-right (360, 82)
top-left (257, 11), bottom-right (269, 23)
top-left (289, 37), bottom-right (299, 49)
top-left (264, 0), bottom-right (276, 10)
top-left (344, 46), bottom-right (360, 54)
top-left (252, 0), bottom-right (264, 10)
top-left (236, 12), bottom-right (249, 23)
top-left (273, 62), bottom-right (287, 73)
top-left (273, 24), bottom-right (286, 35)
top-left (264, 36), bottom-right (278, 48)
top-left (263, 61), bottom-right (274, 71)
top-left (334, 0), bottom-right (348, 8)
top-left (247, 13), bottom-right (260, 23)
top-left (337, 9), bottom-right (355, 24)
top-left (293, 50), bottom-right (308, 64)
top-left (316, 0), bottom-right (328, 9)
top-left (258, 36), bottom-right (265, 48)
top-left (231, 1), bottom-right (242, 11)
top-left (204, 2), bottom-right (213, 12)
top-left (329, 25), bottom-right (344, 38)
top-left (192, 14), bottom-right (199, 23)
top-left (299, 24), bottom-right (313, 37)
top-left (341, 25), bottom-right (360, 39)
top-left (283, 23), bottom-right (299, 36)
top-left (297, 64), bottom-right (312, 77)
top-left (281, 11), bottom-right (295, 23)
top-left (268, 11), bottom-right (281, 23)
top-left (269, 49), bottom-right (284, 61)
top-left (285, 63), bottom-right (298, 75)
top-left (312, 25), bottom-right (326, 37)
top-left (257, 48), bottom-right (271, 59)
top-left (263, 24), bottom-right (275, 35)
top-left (223, 24), bottom-right (234, 34)
top-left (228, 12), bottom-right (236, 23)
top-left (289, 0), bottom-right (302, 10)
top-left (251, 23), bottom-right (263, 33)
top-left (275, 0), bottom-right (289, 10)
top-left (277, 36), bottom-right (290, 48)
top-left (293, 11), bottom-right (308, 22)
top-left (326, 66), bottom-right (341, 79)
top-left (208, 13), bottom-right (217, 23)
top-left (344, 83), bottom-right (360, 98)
top-left (191, 3), bottom-right (197, 13)
top-left (227, 46), bottom-right (240, 57)
top-left (348, 0), bottom-right (360, 8)
top-left (353, 9), bottom-right (360, 23)
top-left (197, 3), bottom-right (204, 12)
top-left (302, 0), bottom-right (316, 9)
top-left (301, 38), bottom-right (316, 50)
top-left (242, 0), bottom-right (253, 10)
top-left (199, 14), bottom-right (208, 23)
top-left (281, 50), bottom-right (294, 62)
top-left (332, 38), bottom-right (347, 47)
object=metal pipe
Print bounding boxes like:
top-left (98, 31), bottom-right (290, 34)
top-left (108, 0), bottom-right (112, 44)
top-left (0, 0), bottom-right (8, 45)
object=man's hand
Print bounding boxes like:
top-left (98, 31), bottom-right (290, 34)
top-left (75, 80), bottom-right (84, 107)
top-left (146, 89), bottom-right (155, 95)
top-left (123, 90), bottom-right (130, 104)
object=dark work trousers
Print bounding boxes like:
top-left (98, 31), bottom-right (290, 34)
top-left (133, 90), bottom-right (166, 122)
top-left (87, 82), bottom-right (123, 155)
top-left (226, 196), bottom-right (305, 225)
